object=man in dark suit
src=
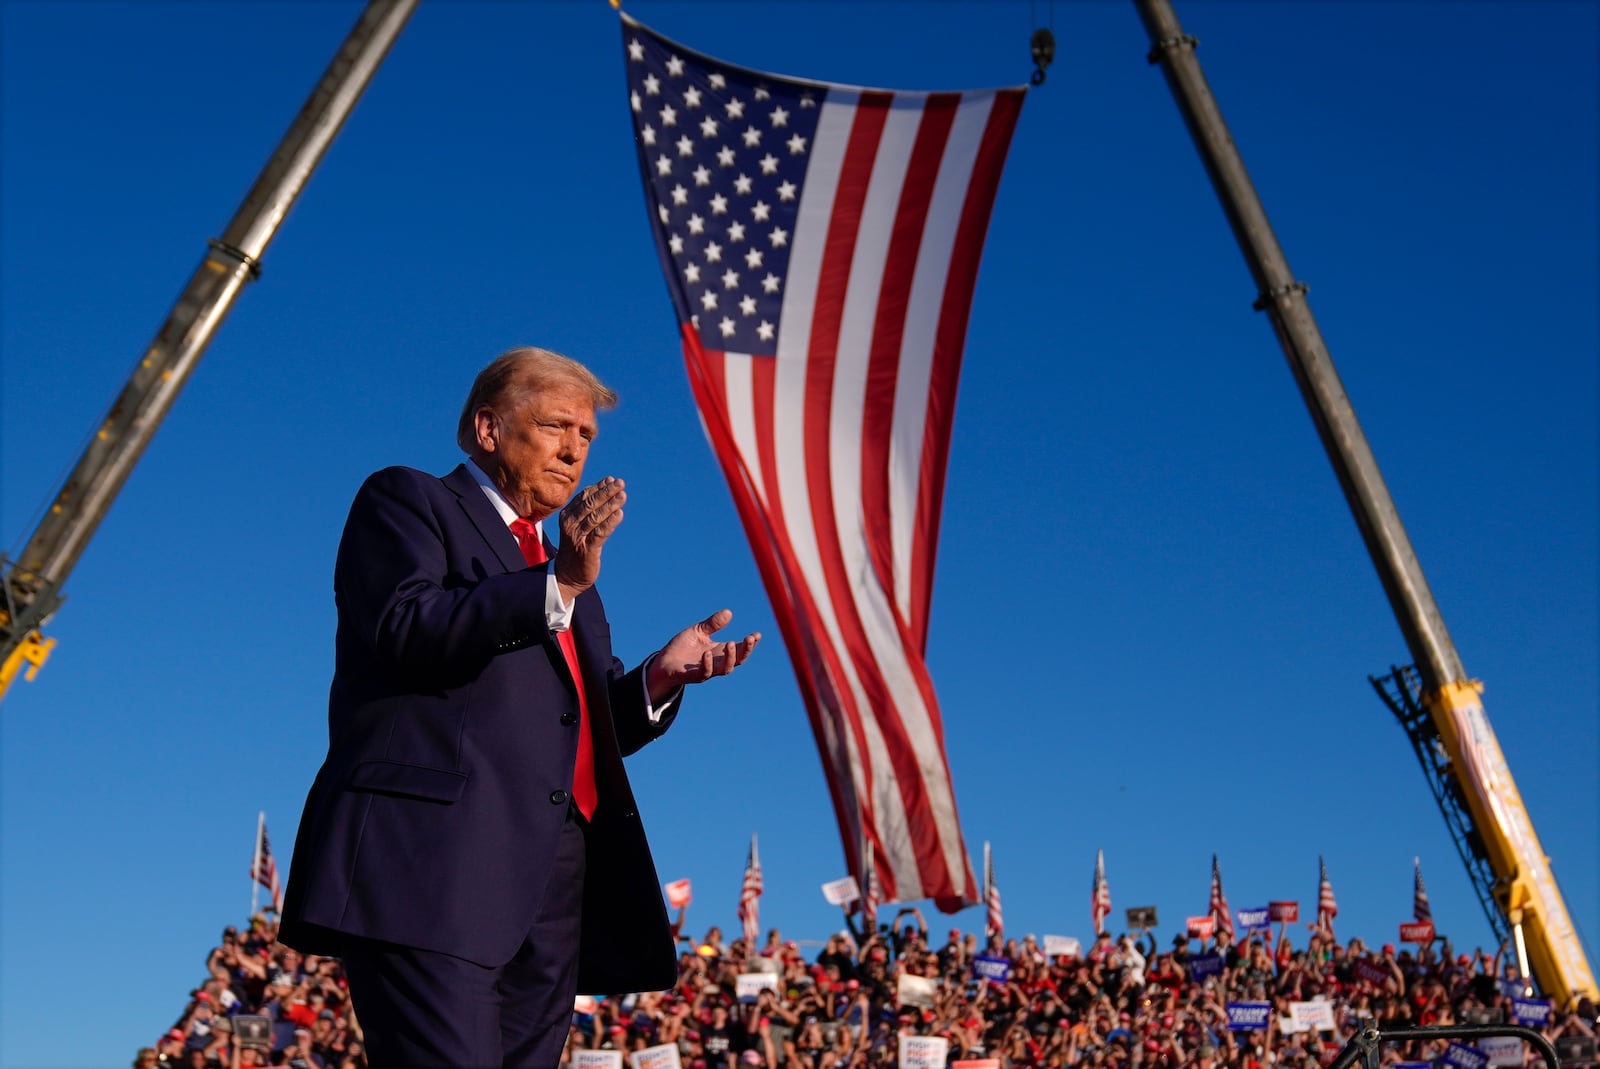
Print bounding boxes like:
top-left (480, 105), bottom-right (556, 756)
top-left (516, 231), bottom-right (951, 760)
top-left (280, 347), bottom-right (760, 1068)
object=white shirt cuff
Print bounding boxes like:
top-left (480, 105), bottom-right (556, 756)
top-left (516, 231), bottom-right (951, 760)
top-left (544, 563), bottom-right (575, 632)
top-left (641, 652), bottom-right (681, 725)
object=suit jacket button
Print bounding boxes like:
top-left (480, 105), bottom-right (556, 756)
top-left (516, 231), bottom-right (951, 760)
top-left (549, 790), bottom-right (568, 805)
top-left (560, 712), bottom-right (578, 726)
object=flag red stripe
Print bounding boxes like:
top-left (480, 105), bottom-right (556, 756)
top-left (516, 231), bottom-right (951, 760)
top-left (797, 94), bottom-right (895, 834)
top-left (745, 346), bottom-right (890, 882)
top-left (749, 348), bottom-right (883, 854)
top-left (856, 96), bottom-right (968, 805)
top-left (909, 89), bottom-right (1024, 646)
top-left (858, 94), bottom-right (960, 612)
top-left (801, 92), bottom-right (958, 902)
top-left (680, 336), bottom-right (856, 853)
top-left (684, 333), bottom-right (886, 897)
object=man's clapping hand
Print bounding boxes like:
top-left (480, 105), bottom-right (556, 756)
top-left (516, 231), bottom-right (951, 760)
top-left (553, 476), bottom-right (626, 602)
top-left (647, 609), bottom-right (760, 702)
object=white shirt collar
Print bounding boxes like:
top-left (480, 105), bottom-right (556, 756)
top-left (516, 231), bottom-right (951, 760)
top-left (466, 459), bottom-right (544, 538)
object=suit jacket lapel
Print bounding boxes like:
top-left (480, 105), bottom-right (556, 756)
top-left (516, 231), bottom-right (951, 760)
top-left (444, 465), bottom-right (602, 711)
top-left (441, 463), bottom-right (525, 575)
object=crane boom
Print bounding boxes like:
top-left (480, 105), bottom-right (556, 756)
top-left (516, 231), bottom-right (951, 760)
top-left (0, 0), bottom-right (418, 703)
top-left (1135, 0), bottom-right (1595, 1006)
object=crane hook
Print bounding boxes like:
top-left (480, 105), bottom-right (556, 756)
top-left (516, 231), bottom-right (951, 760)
top-left (1030, 27), bottom-right (1055, 86)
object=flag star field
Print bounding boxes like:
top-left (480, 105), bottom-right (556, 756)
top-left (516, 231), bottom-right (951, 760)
top-left (626, 25), bottom-right (820, 355)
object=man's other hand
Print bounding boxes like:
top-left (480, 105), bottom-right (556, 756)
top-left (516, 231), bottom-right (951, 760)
top-left (648, 609), bottom-right (760, 702)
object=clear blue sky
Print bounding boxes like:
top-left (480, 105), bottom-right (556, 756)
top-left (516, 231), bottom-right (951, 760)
top-left (2, 3), bottom-right (1595, 1066)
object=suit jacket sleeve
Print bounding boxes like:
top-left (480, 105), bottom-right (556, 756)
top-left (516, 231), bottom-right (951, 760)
top-left (337, 466), bottom-right (554, 682)
top-left (607, 664), bottom-right (680, 757)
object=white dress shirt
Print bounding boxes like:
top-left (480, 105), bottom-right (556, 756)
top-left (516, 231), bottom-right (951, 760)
top-left (466, 459), bottom-right (576, 632)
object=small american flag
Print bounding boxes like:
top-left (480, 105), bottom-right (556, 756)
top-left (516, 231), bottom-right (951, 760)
top-left (1412, 857), bottom-right (1432, 923)
top-left (1091, 849), bottom-right (1111, 935)
top-left (620, 14), bottom-right (1023, 913)
top-left (737, 834), bottom-right (763, 947)
top-left (1209, 854), bottom-right (1233, 940)
top-left (1316, 855), bottom-right (1338, 938)
top-left (983, 841), bottom-right (1002, 940)
top-left (862, 844), bottom-right (881, 932)
top-left (250, 814), bottom-right (282, 913)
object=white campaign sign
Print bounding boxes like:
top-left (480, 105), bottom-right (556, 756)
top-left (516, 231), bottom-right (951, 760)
top-left (575, 1052), bottom-right (624, 1069)
top-left (822, 876), bottom-right (861, 905)
top-left (1044, 935), bottom-right (1082, 958)
top-left (628, 1045), bottom-right (682, 1069)
top-left (897, 972), bottom-right (938, 1008)
top-left (1479, 1037), bottom-right (1523, 1067)
top-left (1290, 1001), bottom-right (1337, 1032)
top-left (899, 1035), bottom-right (950, 1069)
top-left (1278, 1015), bottom-right (1305, 1035)
top-left (736, 972), bottom-right (780, 1001)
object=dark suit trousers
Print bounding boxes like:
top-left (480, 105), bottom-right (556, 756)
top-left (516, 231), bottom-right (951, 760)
top-left (342, 809), bottom-right (587, 1069)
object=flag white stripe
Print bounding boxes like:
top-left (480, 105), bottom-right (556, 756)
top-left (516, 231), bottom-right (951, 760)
top-left (888, 94), bottom-right (996, 620)
top-left (721, 353), bottom-right (766, 507)
top-left (826, 99), bottom-right (968, 893)
top-left (772, 91), bottom-right (923, 899)
top-left (716, 350), bottom-right (874, 834)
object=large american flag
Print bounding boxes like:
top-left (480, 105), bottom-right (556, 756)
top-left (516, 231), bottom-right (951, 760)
top-left (737, 834), bottom-right (763, 947)
top-left (1209, 854), bottom-right (1234, 940)
top-left (1412, 857), bottom-right (1432, 923)
top-left (620, 15), bottom-right (1024, 912)
top-left (1091, 849), bottom-right (1112, 935)
top-left (1316, 856), bottom-right (1338, 938)
top-left (983, 841), bottom-right (1003, 940)
top-left (250, 814), bottom-right (282, 913)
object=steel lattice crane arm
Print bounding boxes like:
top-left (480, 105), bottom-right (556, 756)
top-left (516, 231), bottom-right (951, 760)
top-left (1136, 0), bottom-right (1595, 1006)
top-left (0, 0), bottom-right (417, 704)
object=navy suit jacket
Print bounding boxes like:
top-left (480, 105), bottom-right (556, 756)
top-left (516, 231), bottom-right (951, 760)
top-left (281, 463), bottom-right (679, 994)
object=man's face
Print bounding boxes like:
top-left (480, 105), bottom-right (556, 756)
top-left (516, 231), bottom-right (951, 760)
top-left (477, 377), bottom-right (597, 519)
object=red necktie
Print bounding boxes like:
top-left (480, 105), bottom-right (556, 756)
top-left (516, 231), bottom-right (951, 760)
top-left (508, 518), bottom-right (597, 820)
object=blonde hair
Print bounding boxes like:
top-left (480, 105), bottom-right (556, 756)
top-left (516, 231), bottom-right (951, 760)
top-left (456, 346), bottom-right (617, 452)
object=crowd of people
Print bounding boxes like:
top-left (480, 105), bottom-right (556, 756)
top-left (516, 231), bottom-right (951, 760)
top-left (136, 911), bottom-right (364, 1069)
top-left (140, 906), bottom-right (1597, 1069)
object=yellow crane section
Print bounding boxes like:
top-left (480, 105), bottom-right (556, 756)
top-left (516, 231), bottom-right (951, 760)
top-left (1138, 0), bottom-right (1594, 1006)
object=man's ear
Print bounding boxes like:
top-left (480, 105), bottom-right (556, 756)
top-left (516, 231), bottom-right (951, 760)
top-left (474, 406), bottom-right (500, 453)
